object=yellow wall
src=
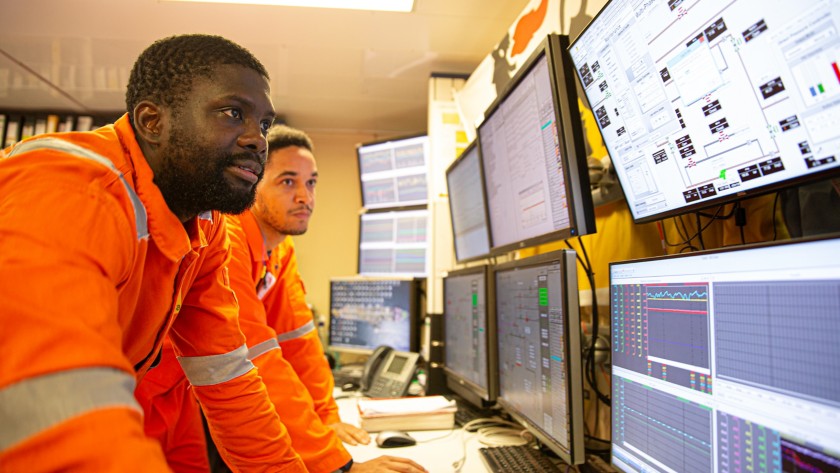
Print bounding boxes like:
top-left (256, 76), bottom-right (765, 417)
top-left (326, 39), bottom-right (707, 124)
top-left (292, 131), bottom-right (381, 323)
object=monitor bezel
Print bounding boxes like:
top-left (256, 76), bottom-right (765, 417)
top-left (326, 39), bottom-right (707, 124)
top-left (567, 0), bottom-right (840, 224)
top-left (355, 132), bottom-right (429, 211)
top-left (327, 276), bottom-right (422, 356)
top-left (356, 206), bottom-right (429, 277)
top-left (441, 264), bottom-right (498, 409)
top-left (477, 33), bottom-right (595, 256)
top-left (445, 140), bottom-right (494, 264)
top-left (492, 249), bottom-right (585, 465)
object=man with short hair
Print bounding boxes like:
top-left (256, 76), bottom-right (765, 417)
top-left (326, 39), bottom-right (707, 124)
top-left (138, 125), bottom-right (428, 473)
top-left (0, 34), bottom-right (305, 472)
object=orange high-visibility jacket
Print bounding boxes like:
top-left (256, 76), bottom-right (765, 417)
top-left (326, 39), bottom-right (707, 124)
top-left (0, 115), bottom-right (305, 473)
top-left (139, 210), bottom-right (351, 473)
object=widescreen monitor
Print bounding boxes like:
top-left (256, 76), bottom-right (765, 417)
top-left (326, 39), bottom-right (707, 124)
top-left (609, 236), bottom-right (840, 473)
top-left (569, 0), bottom-right (840, 223)
top-left (328, 277), bottom-right (420, 355)
top-left (358, 208), bottom-right (428, 277)
top-left (442, 265), bottom-right (497, 409)
top-left (356, 134), bottom-right (429, 210)
top-left (493, 249), bottom-right (585, 465)
top-left (478, 34), bottom-right (595, 255)
top-left (445, 141), bottom-right (492, 263)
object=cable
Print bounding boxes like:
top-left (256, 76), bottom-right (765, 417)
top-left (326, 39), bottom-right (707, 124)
top-left (772, 192), bottom-right (780, 241)
top-left (694, 212), bottom-right (705, 250)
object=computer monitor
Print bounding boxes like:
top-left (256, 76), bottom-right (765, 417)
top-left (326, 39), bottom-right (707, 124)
top-left (478, 34), bottom-right (595, 255)
top-left (493, 249), bottom-right (585, 465)
top-left (609, 236), bottom-right (840, 472)
top-left (358, 208), bottom-right (428, 277)
top-left (569, 0), bottom-right (840, 224)
top-left (445, 141), bottom-right (492, 263)
top-left (328, 277), bottom-right (421, 355)
top-left (442, 265), bottom-right (497, 408)
top-left (356, 134), bottom-right (429, 210)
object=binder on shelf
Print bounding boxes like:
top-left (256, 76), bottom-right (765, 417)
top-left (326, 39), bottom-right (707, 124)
top-left (4, 116), bottom-right (21, 147)
top-left (356, 395), bottom-right (456, 432)
top-left (20, 115), bottom-right (35, 141)
top-left (58, 115), bottom-right (75, 132)
top-left (75, 115), bottom-right (93, 131)
top-left (0, 114), bottom-right (6, 148)
top-left (33, 116), bottom-right (48, 136)
top-left (46, 114), bottom-right (60, 134)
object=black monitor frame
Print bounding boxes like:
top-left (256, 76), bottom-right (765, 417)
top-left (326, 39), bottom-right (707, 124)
top-left (355, 133), bottom-right (429, 211)
top-left (442, 264), bottom-right (498, 409)
top-left (327, 276), bottom-right (422, 356)
top-left (478, 33), bottom-right (595, 256)
top-left (568, 0), bottom-right (840, 224)
top-left (492, 249), bottom-right (585, 465)
top-left (445, 140), bottom-right (493, 264)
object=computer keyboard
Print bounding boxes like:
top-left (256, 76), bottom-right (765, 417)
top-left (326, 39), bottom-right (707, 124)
top-left (478, 445), bottom-right (564, 473)
top-left (454, 401), bottom-right (497, 428)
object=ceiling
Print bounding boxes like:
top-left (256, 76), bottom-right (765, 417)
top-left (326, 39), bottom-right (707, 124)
top-left (0, 0), bottom-right (530, 136)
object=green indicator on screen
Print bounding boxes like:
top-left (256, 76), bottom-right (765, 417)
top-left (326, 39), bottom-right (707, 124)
top-left (472, 294), bottom-right (478, 306)
top-left (539, 288), bottom-right (548, 306)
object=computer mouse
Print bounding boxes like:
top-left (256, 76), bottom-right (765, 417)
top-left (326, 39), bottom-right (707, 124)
top-left (375, 430), bottom-right (417, 448)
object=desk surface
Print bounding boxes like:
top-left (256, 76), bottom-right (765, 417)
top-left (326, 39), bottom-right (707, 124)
top-left (335, 393), bottom-right (488, 473)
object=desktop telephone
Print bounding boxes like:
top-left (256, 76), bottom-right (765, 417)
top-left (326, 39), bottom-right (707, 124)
top-left (360, 345), bottom-right (420, 398)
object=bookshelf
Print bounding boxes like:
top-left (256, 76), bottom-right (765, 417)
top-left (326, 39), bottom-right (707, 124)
top-left (0, 110), bottom-right (121, 148)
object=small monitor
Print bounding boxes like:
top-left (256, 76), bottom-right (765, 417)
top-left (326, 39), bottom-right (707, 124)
top-left (493, 249), bottom-right (585, 465)
top-left (445, 140), bottom-right (492, 263)
top-left (358, 208), bottom-right (428, 277)
top-left (569, 0), bottom-right (840, 223)
top-left (328, 277), bottom-right (421, 355)
top-left (478, 34), bottom-right (595, 255)
top-left (442, 265), bottom-right (497, 408)
top-left (609, 236), bottom-right (840, 472)
top-left (356, 134), bottom-right (429, 210)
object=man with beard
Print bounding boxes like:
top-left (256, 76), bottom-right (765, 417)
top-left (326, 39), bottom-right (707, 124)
top-left (0, 34), bottom-right (308, 472)
top-left (138, 125), bottom-right (428, 473)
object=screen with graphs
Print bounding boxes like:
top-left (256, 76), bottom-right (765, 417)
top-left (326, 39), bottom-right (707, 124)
top-left (494, 250), bottom-right (585, 465)
top-left (357, 134), bottom-right (428, 210)
top-left (569, 0), bottom-right (840, 223)
top-left (443, 266), bottom-right (496, 406)
top-left (358, 209), bottom-right (428, 277)
top-left (328, 278), bottom-right (418, 353)
top-left (609, 237), bottom-right (840, 473)
top-left (446, 141), bottom-right (491, 263)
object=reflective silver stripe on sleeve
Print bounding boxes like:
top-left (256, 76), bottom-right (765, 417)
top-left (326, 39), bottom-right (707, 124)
top-left (177, 344), bottom-right (255, 387)
top-left (6, 137), bottom-right (149, 240)
top-left (0, 367), bottom-right (140, 451)
top-left (275, 320), bottom-right (315, 343)
top-left (247, 338), bottom-right (280, 361)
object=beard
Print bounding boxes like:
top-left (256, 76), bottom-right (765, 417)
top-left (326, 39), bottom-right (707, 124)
top-left (154, 129), bottom-right (263, 219)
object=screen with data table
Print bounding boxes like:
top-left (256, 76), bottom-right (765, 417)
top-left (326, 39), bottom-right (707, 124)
top-left (358, 209), bottom-right (428, 277)
top-left (328, 278), bottom-right (420, 354)
top-left (446, 141), bottom-right (492, 263)
top-left (356, 134), bottom-right (428, 210)
top-left (443, 265), bottom-right (497, 408)
top-left (493, 250), bottom-right (585, 465)
top-left (478, 34), bottom-right (594, 254)
top-left (569, 0), bottom-right (840, 223)
top-left (609, 236), bottom-right (840, 473)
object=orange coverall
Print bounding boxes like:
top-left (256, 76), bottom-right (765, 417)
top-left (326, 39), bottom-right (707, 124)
top-left (0, 115), bottom-right (305, 473)
top-left (138, 209), bottom-right (350, 473)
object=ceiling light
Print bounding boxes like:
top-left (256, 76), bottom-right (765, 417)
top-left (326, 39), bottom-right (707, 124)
top-left (162, 0), bottom-right (414, 12)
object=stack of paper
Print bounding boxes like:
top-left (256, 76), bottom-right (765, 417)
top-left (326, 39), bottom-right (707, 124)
top-left (357, 396), bottom-right (457, 432)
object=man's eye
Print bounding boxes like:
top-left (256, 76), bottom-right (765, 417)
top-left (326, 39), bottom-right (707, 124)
top-left (282, 179), bottom-right (295, 186)
top-left (260, 120), bottom-right (273, 134)
top-left (222, 109), bottom-right (242, 120)
top-left (308, 179), bottom-right (318, 188)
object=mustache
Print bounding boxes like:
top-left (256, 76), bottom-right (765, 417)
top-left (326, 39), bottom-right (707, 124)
top-left (289, 205), bottom-right (313, 213)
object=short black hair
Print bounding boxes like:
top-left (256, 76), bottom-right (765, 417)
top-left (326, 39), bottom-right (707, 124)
top-left (126, 34), bottom-right (268, 124)
top-left (266, 124), bottom-right (314, 155)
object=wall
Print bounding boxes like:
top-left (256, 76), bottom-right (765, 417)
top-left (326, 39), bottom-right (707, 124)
top-left (292, 131), bottom-right (380, 325)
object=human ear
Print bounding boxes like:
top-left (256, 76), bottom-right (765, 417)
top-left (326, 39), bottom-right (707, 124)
top-left (133, 101), bottom-right (165, 146)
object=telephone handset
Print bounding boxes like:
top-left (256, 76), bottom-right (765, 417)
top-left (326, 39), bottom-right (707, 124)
top-left (360, 345), bottom-right (421, 398)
